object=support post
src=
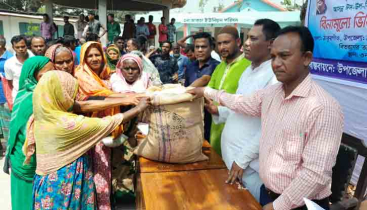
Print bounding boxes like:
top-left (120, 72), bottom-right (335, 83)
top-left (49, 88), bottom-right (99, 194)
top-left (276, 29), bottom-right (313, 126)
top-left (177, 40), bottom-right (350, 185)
top-left (163, 7), bottom-right (170, 24)
top-left (98, 0), bottom-right (108, 46)
top-left (183, 23), bottom-right (191, 44)
top-left (44, 0), bottom-right (53, 21)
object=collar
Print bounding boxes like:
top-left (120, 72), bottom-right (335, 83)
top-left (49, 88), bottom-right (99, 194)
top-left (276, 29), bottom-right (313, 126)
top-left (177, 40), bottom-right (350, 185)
top-left (225, 54), bottom-right (244, 66)
top-left (284, 74), bottom-right (312, 100)
top-left (251, 59), bottom-right (271, 73)
top-left (0, 51), bottom-right (11, 60)
top-left (172, 54), bottom-right (183, 59)
top-left (197, 57), bottom-right (216, 68)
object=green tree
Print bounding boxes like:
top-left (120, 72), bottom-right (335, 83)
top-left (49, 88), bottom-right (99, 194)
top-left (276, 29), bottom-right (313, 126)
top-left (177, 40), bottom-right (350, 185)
top-left (0, 0), bottom-right (42, 12)
top-left (281, 0), bottom-right (302, 11)
top-left (199, 0), bottom-right (209, 13)
top-left (24, 22), bottom-right (40, 36)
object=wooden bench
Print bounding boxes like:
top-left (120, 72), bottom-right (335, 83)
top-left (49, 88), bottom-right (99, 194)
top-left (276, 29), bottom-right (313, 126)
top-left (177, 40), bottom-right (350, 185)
top-left (136, 141), bottom-right (262, 210)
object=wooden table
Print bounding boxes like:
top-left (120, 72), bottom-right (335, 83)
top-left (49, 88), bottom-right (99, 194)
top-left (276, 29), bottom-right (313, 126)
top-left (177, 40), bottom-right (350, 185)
top-left (136, 141), bottom-right (262, 210)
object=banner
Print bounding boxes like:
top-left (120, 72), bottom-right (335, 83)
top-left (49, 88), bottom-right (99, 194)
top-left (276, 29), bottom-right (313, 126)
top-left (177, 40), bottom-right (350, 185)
top-left (306, 0), bottom-right (367, 84)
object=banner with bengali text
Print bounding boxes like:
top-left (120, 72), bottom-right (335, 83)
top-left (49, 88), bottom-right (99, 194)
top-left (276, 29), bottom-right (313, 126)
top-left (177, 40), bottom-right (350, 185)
top-left (306, 0), bottom-right (367, 84)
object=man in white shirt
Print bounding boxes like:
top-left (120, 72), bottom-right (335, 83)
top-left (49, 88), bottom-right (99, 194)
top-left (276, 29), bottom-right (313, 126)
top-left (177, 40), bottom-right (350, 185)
top-left (205, 19), bottom-right (281, 201)
top-left (5, 35), bottom-right (33, 102)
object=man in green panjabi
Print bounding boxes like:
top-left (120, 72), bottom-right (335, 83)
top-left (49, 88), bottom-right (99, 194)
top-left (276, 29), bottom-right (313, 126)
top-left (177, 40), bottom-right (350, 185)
top-left (107, 13), bottom-right (121, 44)
top-left (206, 26), bottom-right (251, 156)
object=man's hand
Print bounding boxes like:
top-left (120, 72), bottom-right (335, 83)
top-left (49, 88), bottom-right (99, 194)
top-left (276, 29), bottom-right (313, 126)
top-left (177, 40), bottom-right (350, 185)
top-left (186, 87), bottom-right (205, 99)
top-left (204, 98), bottom-right (218, 115)
top-left (172, 73), bottom-right (179, 82)
top-left (263, 203), bottom-right (274, 210)
top-left (225, 161), bottom-right (244, 185)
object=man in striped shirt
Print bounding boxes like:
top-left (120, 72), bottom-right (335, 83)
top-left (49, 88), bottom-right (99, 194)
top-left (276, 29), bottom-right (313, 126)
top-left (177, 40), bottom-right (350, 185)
top-left (188, 26), bottom-right (343, 210)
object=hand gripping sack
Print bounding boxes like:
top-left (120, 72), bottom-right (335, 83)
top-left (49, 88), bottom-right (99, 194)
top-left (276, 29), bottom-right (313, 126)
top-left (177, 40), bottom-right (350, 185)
top-left (134, 85), bottom-right (208, 163)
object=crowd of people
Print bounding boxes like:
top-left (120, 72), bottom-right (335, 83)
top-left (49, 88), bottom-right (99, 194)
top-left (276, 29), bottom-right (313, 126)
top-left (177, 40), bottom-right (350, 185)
top-left (0, 12), bottom-right (344, 210)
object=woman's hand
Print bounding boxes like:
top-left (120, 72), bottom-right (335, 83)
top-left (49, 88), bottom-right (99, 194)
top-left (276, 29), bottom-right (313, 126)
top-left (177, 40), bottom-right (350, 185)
top-left (136, 97), bottom-right (151, 112)
top-left (107, 96), bottom-right (140, 106)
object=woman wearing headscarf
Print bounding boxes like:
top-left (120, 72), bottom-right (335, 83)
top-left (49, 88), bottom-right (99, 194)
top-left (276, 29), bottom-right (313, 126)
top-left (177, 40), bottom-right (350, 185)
top-left (106, 44), bottom-right (121, 74)
top-left (23, 71), bottom-right (149, 209)
top-left (125, 38), bottom-right (162, 85)
top-left (3, 56), bottom-right (55, 210)
top-left (130, 50), bottom-right (162, 86)
top-left (74, 41), bottom-right (136, 210)
top-left (45, 43), bottom-right (75, 74)
top-left (109, 53), bottom-right (153, 202)
top-left (111, 54), bottom-right (152, 93)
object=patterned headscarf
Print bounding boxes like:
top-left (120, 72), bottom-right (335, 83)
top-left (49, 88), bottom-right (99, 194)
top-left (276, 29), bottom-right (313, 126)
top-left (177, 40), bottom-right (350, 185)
top-left (45, 44), bottom-right (75, 74)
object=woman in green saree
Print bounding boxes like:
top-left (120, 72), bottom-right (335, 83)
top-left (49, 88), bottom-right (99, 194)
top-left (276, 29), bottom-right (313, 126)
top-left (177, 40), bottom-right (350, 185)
top-left (106, 44), bottom-right (121, 74)
top-left (3, 56), bottom-right (55, 210)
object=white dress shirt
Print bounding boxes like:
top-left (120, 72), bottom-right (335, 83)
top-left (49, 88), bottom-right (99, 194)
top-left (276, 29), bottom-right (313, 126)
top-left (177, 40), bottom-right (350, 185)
top-left (4, 53), bottom-right (33, 101)
top-left (213, 60), bottom-right (277, 172)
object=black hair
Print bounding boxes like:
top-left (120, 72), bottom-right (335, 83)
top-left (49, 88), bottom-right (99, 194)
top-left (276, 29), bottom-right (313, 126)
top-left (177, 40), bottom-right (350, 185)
top-left (108, 13), bottom-right (114, 18)
top-left (64, 16), bottom-right (69, 20)
top-left (114, 36), bottom-right (124, 43)
top-left (171, 18), bottom-right (176, 21)
top-left (43, 14), bottom-right (49, 18)
top-left (55, 37), bottom-right (64, 44)
top-left (149, 15), bottom-right (153, 19)
top-left (161, 41), bottom-right (172, 49)
top-left (31, 36), bottom-right (46, 44)
top-left (161, 17), bottom-right (165, 21)
top-left (276, 26), bottom-right (314, 53)
top-left (11, 35), bottom-right (27, 46)
top-left (254, 19), bottom-right (281, 40)
top-left (137, 36), bottom-right (147, 50)
top-left (63, 35), bottom-right (77, 47)
top-left (86, 33), bottom-right (99, 42)
top-left (127, 38), bottom-right (139, 48)
top-left (184, 44), bottom-right (194, 53)
top-left (46, 40), bottom-right (57, 48)
top-left (193, 32), bottom-right (214, 48)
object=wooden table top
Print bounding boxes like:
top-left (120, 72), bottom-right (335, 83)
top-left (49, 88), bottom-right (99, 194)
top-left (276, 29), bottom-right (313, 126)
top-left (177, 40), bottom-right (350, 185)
top-left (138, 141), bottom-right (227, 173)
top-left (139, 169), bottom-right (262, 210)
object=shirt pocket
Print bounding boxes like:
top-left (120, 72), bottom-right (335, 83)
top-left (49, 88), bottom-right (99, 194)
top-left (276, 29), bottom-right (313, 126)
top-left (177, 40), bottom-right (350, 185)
top-left (280, 129), bottom-right (305, 162)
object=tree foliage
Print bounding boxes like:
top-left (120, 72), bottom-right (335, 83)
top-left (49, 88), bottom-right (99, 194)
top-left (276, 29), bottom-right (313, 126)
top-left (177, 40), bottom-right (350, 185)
top-left (198, 0), bottom-right (209, 13)
top-left (281, 0), bottom-right (302, 11)
top-left (0, 0), bottom-right (42, 12)
top-left (0, 0), bottom-right (143, 22)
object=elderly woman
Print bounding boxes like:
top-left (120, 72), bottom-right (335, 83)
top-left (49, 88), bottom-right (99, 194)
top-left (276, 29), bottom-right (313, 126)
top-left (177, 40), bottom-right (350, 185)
top-left (74, 41), bottom-right (136, 210)
top-left (111, 54), bottom-right (152, 93)
top-left (24, 71), bottom-right (149, 209)
top-left (4, 56), bottom-right (55, 210)
top-left (45, 44), bottom-right (75, 74)
top-left (110, 53), bottom-right (153, 202)
top-left (106, 44), bottom-right (121, 74)
top-left (125, 39), bottom-right (162, 85)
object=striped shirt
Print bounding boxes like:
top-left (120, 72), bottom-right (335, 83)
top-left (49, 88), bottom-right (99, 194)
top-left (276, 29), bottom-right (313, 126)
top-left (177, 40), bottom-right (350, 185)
top-left (204, 74), bottom-right (344, 210)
